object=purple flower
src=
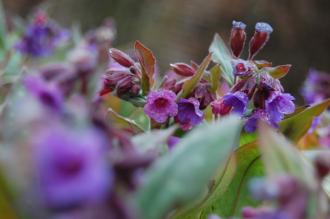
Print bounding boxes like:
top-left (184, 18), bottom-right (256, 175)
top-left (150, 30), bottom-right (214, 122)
top-left (223, 91), bottom-right (249, 115)
top-left (265, 92), bottom-right (295, 123)
top-left (16, 11), bottom-right (69, 57)
top-left (23, 74), bottom-right (64, 111)
top-left (167, 136), bottom-right (180, 150)
top-left (33, 125), bottom-right (111, 209)
top-left (301, 69), bottom-right (330, 104)
top-left (175, 98), bottom-right (203, 131)
top-left (244, 109), bottom-right (270, 133)
top-left (144, 90), bottom-right (178, 123)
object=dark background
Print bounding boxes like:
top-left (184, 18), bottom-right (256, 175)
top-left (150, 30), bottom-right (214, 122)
top-left (4, 0), bottom-right (330, 102)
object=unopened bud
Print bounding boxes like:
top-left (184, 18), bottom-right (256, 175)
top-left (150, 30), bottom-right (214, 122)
top-left (211, 98), bottom-right (231, 116)
top-left (109, 48), bottom-right (135, 68)
top-left (248, 22), bottom-right (273, 60)
top-left (315, 153), bottom-right (330, 180)
top-left (170, 63), bottom-right (195, 77)
top-left (230, 20), bottom-right (246, 58)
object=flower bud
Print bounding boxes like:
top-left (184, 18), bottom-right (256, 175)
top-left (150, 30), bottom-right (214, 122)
top-left (211, 98), bottom-right (231, 116)
top-left (232, 59), bottom-right (254, 77)
top-left (190, 82), bottom-right (216, 109)
top-left (314, 153), bottom-right (330, 180)
top-left (109, 48), bottom-right (135, 68)
top-left (230, 20), bottom-right (246, 58)
top-left (33, 10), bottom-right (48, 26)
top-left (248, 22), bottom-right (273, 60)
top-left (116, 76), bottom-right (141, 98)
top-left (170, 63), bottom-right (195, 77)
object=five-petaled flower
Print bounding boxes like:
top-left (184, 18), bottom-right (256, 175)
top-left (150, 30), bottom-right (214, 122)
top-left (144, 89), bottom-right (178, 123)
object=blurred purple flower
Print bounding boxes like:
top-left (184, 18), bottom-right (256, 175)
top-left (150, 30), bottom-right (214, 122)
top-left (301, 69), bottom-right (330, 104)
top-left (244, 109), bottom-right (270, 133)
top-left (33, 125), bottom-right (111, 209)
top-left (265, 92), bottom-right (295, 123)
top-left (16, 11), bottom-right (69, 57)
top-left (23, 74), bottom-right (64, 111)
top-left (223, 91), bottom-right (249, 115)
top-left (144, 89), bottom-right (178, 123)
top-left (175, 98), bottom-right (203, 131)
top-left (68, 43), bottom-right (98, 73)
top-left (167, 136), bottom-right (180, 150)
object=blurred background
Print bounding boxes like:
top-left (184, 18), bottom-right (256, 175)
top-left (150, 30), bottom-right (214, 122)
top-left (3, 0), bottom-right (330, 102)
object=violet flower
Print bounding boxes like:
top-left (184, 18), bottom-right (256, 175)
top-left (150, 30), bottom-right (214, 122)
top-left (144, 89), bottom-right (178, 123)
top-left (223, 91), bottom-right (249, 115)
top-left (16, 11), bottom-right (69, 57)
top-left (301, 69), bottom-right (330, 104)
top-left (265, 91), bottom-right (295, 123)
top-left (175, 98), bottom-right (203, 131)
top-left (23, 74), bottom-right (64, 111)
top-left (33, 125), bottom-right (111, 209)
top-left (244, 109), bottom-right (270, 133)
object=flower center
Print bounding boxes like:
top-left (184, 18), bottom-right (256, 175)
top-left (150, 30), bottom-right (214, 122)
top-left (56, 155), bottom-right (84, 177)
top-left (236, 63), bottom-right (246, 72)
top-left (154, 97), bottom-right (169, 108)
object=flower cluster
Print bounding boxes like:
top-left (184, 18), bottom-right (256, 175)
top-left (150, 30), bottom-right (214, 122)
top-left (16, 10), bottom-right (69, 57)
top-left (1, 8), bottom-right (329, 219)
top-left (211, 21), bottom-right (295, 132)
top-left (300, 69), bottom-right (330, 148)
top-left (100, 21), bottom-right (296, 133)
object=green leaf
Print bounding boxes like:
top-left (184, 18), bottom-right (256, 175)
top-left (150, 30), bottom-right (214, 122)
top-left (136, 116), bottom-right (242, 219)
top-left (0, 0), bottom-right (7, 50)
top-left (132, 126), bottom-right (176, 154)
top-left (1, 52), bottom-right (23, 83)
top-left (172, 141), bottom-right (263, 219)
top-left (210, 64), bottom-right (221, 92)
top-left (264, 64), bottom-right (291, 79)
top-left (280, 99), bottom-right (330, 143)
top-left (259, 122), bottom-right (316, 188)
top-left (0, 164), bottom-right (18, 219)
top-left (135, 41), bottom-right (156, 95)
top-left (209, 34), bottom-right (234, 85)
top-left (107, 108), bottom-right (145, 133)
top-left (179, 54), bottom-right (212, 98)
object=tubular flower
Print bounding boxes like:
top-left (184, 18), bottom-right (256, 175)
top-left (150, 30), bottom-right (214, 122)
top-left (144, 89), bottom-right (178, 123)
top-left (175, 98), bottom-right (204, 131)
top-left (223, 91), bottom-right (249, 115)
top-left (16, 11), bottom-right (68, 57)
top-left (33, 125), bottom-right (111, 209)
